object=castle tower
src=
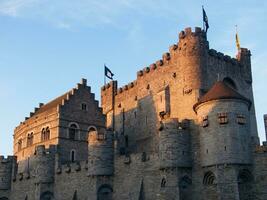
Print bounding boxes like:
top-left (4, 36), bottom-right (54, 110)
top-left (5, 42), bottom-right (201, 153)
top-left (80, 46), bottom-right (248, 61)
top-left (101, 81), bottom-right (117, 129)
top-left (237, 48), bottom-right (259, 145)
top-left (88, 128), bottom-right (114, 176)
top-left (176, 27), bottom-right (209, 92)
top-left (158, 118), bottom-right (191, 200)
top-left (34, 145), bottom-right (56, 200)
top-left (194, 81), bottom-right (253, 199)
top-left (0, 156), bottom-right (15, 198)
top-left (159, 118), bottom-right (191, 169)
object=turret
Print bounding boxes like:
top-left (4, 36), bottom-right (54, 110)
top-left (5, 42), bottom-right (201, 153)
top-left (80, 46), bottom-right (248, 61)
top-left (159, 118), bottom-right (191, 169)
top-left (177, 27), bottom-right (209, 91)
top-left (88, 128), bottom-right (114, 176)
top-left (34, 145), bottom-right (56, 184)
top-left (101, 81), bottom-right (117, 129)
top-left (194, 81), bottom-right (252, 166)
top-left (0, 156), bottom-right (15, 191)
top-left (237, 48), bottom-right (252, 83)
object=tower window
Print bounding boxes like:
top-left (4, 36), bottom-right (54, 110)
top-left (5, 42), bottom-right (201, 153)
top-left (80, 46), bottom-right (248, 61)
top-left (18, 139), bottom-right (22, 151)
top-left (202, 116), bottom-right (209, 127)
top-left (27, 132), bottom-right (34, 147)
top-left (70, 150), bottom-right (76, 162)
top-left (218, 113), bottom-right (228, 124)
top-left (237, 114), bottom-right (246, 125)
top-left (203, 171), bottom-right (216, 186)
top-left (41, 127), bottom-right (50, 142)
top-left (81, 103), bottom-right (87, 111)
top-left (97, 132), bottom-right (105, 140)
top-left (69, 124), bottom-right (78, 140)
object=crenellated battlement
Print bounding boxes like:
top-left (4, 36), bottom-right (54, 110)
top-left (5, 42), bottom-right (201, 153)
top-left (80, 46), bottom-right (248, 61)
top-left (0, 156), bottom-right (16, 163)
top-left (208, 49), bottom-right (241, 67)
top-left (101, 27), bottom-right (210, 98)
top-left (55, 160), bottom-right (88, 175)
top-left (178, 27), bottom-right (206, 40)
top-left (35, 145), bottom-right (58, 156)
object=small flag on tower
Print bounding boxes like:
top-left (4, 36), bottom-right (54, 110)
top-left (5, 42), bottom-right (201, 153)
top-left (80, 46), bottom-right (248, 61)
top-left (104, 65), bottom-right (114, 80)
top-left (235, 26), bottom-right (241, 51)
top-left (202, 6), bottom-right (209, 33)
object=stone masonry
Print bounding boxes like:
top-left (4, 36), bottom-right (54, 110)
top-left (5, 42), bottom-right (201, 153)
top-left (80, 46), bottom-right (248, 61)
top-left (0, 27), bottom-right (267, 200)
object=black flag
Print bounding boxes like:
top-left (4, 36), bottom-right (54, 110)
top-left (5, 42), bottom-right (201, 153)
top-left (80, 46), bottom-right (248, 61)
top-left (202, 6), bottom-right (209, 33)
top-left (105, 65), bottom-right (114, 80)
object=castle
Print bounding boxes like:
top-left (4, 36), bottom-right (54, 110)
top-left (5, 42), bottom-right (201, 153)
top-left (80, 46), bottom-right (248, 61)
top-left (1, 27), bottom-right (267, 200)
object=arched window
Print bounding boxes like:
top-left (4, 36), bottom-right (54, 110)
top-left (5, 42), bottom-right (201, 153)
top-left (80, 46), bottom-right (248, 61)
top-left (40, 191), bottom-right (53, 200)
top-left (45, 127), bottom-right (50, 140)
top-left (179, 176), bottom-right (192, 200)
top-left (238, 169), bottom-right (253, 200)
top-left (27, 132), bottom-right (34, 147)
top-left (203, 171), bottom-right (216, 186)
top-left (203, 171), bottom-right (218, 199)
top-left (69, 123), bottom-right (78, 140)
top-left (41, 127), bottom-right (50, 142)
top-left (223, 77), bottom-right (237, 90)
top-left (97, 184), bottom-right (113, 200)
top-left (18, 139), bottom-right (22, 151)
top-left (70, 150), bottom-right (76, 162)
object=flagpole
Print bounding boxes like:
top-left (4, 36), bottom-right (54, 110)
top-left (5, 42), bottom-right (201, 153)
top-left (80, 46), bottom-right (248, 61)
top-left (104, 63), bottom-right (106, 85)
top-left (202, 5), bottom-right (204, 31)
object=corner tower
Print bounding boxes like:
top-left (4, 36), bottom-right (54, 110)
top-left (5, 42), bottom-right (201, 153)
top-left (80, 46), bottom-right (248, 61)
top-left (176, 27), bottom-right (209, 92)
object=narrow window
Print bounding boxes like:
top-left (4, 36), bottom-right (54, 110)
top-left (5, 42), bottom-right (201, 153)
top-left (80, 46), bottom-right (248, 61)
top-left (202, 116), bottom-right (209, 127)
top-left (218, 113), bottom-right (228, 124)
top-left (161, 177), bottom-right (166, 188)
top-left (237, 114), bottom-right (246, 125)
top-left (206, 149), bottom-right (208, 154)
top-left (41, 128), bottom-right (46, 142)
top-left (81, 103), bottom-right (87, 111)
top-left (146, 116), bottom-right (148, 125)
top-left (125, 135), bottom-right (129, 148)
top-left (18, 139), bottom-right (22, 151)
top-left (97, 132), bottom-right (105, 140)
top-left (70, 150), bottom-right (75, 162)
top-left (134, 111), bottom-right (137, 119)
top-left (27, 133), bottom-right (34, 147)
top-left (45, 127), bottom-right (50, 140)
top-left (69, 124), bottom-right (78, 140)
top-left (224, 146), bottom-right (227, 151)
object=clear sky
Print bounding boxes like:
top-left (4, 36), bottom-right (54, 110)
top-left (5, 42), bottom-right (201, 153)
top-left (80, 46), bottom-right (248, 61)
top-left (0, 0), bottom-right (266, 156)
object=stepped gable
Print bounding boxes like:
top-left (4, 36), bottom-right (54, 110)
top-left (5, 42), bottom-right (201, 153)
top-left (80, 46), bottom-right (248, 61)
top-left (194, 81), bottom-right (251, 111)
top-left (33, 91), bottom-right (71, 116)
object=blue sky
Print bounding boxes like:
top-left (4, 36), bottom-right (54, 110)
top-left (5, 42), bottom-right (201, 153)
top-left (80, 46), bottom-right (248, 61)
top-left (0, 0), bottom-right (266, 156)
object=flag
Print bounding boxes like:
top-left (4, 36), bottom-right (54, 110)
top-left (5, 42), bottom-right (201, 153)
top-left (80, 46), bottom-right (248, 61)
top-left (235, 31), bottom-right (241, 51)
top-left (202, 6), bottom-right (209, 33)
top-left (104, 65), bottom-right (114, 80)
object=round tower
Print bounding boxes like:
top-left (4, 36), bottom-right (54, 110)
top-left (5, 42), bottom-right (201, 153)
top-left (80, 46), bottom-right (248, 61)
top-left (194, 81), bottom-right (252, 167)
top-left (159, 118), bottom-right (191, 169)
top-left (88, 128), bottom-right (114, 176)
top-left (34, 145), bottom-right (55, 184)
top-left (176, 27), bottom-right (209, 90)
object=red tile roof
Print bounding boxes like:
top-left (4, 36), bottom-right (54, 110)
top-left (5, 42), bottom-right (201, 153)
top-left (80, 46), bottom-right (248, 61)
top-left (194, 81), bottom-right (251, 111)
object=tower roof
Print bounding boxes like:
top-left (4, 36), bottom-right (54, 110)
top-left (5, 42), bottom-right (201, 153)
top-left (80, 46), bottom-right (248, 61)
top-left (194, 81), bottom-right (251, 111)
